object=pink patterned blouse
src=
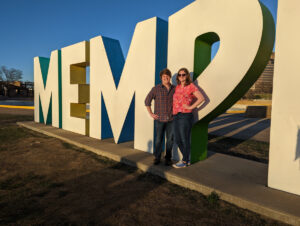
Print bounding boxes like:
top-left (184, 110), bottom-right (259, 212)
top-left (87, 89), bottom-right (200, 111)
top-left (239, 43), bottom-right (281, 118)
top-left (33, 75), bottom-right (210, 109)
top-left (173, 83), bottom-right (198, 115)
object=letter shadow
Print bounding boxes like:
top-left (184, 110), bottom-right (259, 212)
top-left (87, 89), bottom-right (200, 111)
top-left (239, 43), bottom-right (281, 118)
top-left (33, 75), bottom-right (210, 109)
top-left (171, 73), bottom-right (177, 85)
top-left (208, 119), bottom-right (270, 163)
top-left (209, 114), bottom-right (247, 129)
top-left (295, 127), bottom-right (300, 170)
top-left (209, 118), bottom-right (261, 136)
top-left (147, 140), bottom-right (153, 153)
top-left (192, 80), bottom-right (210, 121)
top-left (35, 160), bottom-right (167, 224)
top-left (211, 113), bottom-right (245, 122)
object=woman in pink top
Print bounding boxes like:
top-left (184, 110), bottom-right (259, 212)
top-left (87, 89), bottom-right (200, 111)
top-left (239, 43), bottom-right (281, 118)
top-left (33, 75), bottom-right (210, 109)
top-left (172, 68), bottom-right (205, 168)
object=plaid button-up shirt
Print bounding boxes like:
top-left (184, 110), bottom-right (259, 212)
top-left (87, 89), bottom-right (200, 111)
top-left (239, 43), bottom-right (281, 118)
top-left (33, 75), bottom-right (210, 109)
top-left (145, 84), bottom-right (175, 122)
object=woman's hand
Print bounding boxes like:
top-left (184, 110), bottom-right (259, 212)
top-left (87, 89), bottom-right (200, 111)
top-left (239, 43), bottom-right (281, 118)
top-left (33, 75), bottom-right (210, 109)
top-left (187, 91), bottom-right (205, 110)
top-left (183, 104), bottom-right (192, 110)
top-left (183, 91), bottom-right (205, 110)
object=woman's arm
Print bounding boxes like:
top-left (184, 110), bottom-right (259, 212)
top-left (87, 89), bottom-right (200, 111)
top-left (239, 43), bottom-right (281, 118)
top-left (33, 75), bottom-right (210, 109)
top-left (184, 91), bottom-right (205, 110)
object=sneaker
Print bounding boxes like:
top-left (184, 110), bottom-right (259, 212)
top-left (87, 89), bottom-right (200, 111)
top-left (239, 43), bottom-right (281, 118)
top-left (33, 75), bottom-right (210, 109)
top-left (186, 161), bottom-right (191, 166)
top-left (165, 159), bottom-right (172, 166)
top-left (153, 158), bottom-right (160, 165)
top-left (172, 161), bottom-right (187, 168)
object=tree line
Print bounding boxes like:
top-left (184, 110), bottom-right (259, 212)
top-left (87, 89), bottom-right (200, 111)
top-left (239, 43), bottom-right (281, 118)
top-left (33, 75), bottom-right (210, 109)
top-left (0, 66), bottom-right (23, 82)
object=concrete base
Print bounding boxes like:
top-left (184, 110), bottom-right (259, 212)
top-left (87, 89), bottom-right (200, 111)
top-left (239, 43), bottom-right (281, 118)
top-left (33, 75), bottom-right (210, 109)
top-left (18, 121), bottom-right (300, 225)
top-left (245, 105), bottom-right (272, 118)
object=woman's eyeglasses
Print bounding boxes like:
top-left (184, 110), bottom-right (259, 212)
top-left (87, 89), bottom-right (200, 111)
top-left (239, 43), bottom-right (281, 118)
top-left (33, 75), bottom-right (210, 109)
top-left (178, 73), bottom-right (186, 77)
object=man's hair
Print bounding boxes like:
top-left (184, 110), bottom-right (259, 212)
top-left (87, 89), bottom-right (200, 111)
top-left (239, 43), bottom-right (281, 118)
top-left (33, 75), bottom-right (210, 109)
top-left (160, 68), bottom-right (172, 78)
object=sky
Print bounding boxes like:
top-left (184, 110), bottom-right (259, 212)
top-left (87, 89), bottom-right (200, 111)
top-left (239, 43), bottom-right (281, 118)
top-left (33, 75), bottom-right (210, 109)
top-left (0, 0), bottom-right (278, 82)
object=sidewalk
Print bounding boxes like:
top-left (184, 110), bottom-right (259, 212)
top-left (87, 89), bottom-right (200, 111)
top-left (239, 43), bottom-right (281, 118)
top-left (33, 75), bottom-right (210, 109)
top-left (18, 121), bottom-right (300, 225)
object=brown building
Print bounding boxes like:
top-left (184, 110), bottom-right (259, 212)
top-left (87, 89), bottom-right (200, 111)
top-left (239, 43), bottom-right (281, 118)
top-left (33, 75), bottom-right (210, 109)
top-left (243, 52), bottom-right (274, 99)
top-left (250, 52), bottom-right (275, 94)
top-left (0, 81), bottom-right (34, 97)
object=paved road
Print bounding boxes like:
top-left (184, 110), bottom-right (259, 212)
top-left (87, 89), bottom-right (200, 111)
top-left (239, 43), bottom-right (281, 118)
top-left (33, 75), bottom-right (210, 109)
top-left (0, 100), bottom-right (34, 106)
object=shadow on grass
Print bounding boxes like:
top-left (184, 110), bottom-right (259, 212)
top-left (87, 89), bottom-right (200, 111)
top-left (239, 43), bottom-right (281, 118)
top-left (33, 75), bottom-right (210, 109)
top-left (0, 125), bottom-right (50, 145)
top-left (207, 114), bottom-right (270, 163)
top-left (0, 135), bottom-right (287, 225)
top-left (210, 113), bottom-right (245, 123)
top-left (209, 114), bottom-right (248, 129)
top-left (0, 114), bottom-right (33, 124)
top-left (208, 134), bottom-right (269, 163)
top-left (0, 113), bottom-right (36, 144)
top-left (0, 155), bottom-right (166, 225)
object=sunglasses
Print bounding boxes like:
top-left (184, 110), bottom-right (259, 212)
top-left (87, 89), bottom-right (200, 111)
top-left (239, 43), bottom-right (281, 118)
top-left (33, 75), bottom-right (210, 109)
top-left (178, 73), bottom-right (186, 77)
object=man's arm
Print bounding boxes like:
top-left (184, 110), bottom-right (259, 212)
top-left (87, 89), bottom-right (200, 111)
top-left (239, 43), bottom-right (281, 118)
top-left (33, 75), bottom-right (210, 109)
top-left (145, 87), bottom-right (159, 120)
top-left (146, 106), bottom-right (159, 120)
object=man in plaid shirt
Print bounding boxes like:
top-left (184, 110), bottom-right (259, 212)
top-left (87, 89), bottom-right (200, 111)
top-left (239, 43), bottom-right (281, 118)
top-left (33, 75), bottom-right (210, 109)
top-left (145, 68), bottom-right (175, 165)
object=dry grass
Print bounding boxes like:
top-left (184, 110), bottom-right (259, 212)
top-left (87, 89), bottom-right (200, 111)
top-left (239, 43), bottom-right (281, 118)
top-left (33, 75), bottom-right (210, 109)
top-left (208, 134), bottom-right (269, 163)
top-left (236, 100), bottom-right (272, 106)
top-left (0, 111), bottom-right (287, 225)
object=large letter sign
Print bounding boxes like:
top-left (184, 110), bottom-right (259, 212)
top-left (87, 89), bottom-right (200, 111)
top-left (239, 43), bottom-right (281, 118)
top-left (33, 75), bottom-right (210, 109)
top-left (89, 17), bottom-right (167, 152)
top-left (34, 50), bottom-right (61, 128)
top-left (268, 0), bottom-right (300, 196)
top-left (35, 1), bottom-right (300, 196)
top-left (61, 41), bottom-right (90, 136)
top-left (168, 0), bottom-right (275, 162)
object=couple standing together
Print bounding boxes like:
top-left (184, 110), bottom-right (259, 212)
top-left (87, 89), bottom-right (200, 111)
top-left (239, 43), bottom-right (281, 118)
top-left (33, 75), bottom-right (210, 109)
top-left (145, 68), bottom-right (205, 168)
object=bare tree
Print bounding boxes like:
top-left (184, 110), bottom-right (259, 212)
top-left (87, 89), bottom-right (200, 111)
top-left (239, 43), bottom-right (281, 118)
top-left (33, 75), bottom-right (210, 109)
top-left (0, 66), bottom-right (23, 82)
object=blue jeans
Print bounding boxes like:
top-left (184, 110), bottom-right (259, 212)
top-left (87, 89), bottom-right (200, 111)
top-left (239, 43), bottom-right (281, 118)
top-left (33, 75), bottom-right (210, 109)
top-left (173, 113), bottom-right (193, 162)
top-left (154, 120), bottom-right (173, 160)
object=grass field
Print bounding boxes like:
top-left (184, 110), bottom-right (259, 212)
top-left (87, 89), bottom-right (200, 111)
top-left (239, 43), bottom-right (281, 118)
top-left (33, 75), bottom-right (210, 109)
top-left (0, 108), bottom-right (286, 225)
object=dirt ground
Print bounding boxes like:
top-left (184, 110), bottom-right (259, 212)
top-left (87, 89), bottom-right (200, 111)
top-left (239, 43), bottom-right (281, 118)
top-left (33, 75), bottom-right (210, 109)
top-left (0, 108), bottom-right (286, 225)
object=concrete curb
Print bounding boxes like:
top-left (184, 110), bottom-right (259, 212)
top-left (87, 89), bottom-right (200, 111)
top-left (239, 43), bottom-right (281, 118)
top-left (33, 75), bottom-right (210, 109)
top-left (17, 121), bottom-right (300, 225)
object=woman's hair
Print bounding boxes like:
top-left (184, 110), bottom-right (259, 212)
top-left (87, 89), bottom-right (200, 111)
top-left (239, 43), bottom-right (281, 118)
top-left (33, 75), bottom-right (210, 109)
top-left (160, 68), bottom-right (172, 78)
top-left (176, 67), bottom-right (192, 86)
